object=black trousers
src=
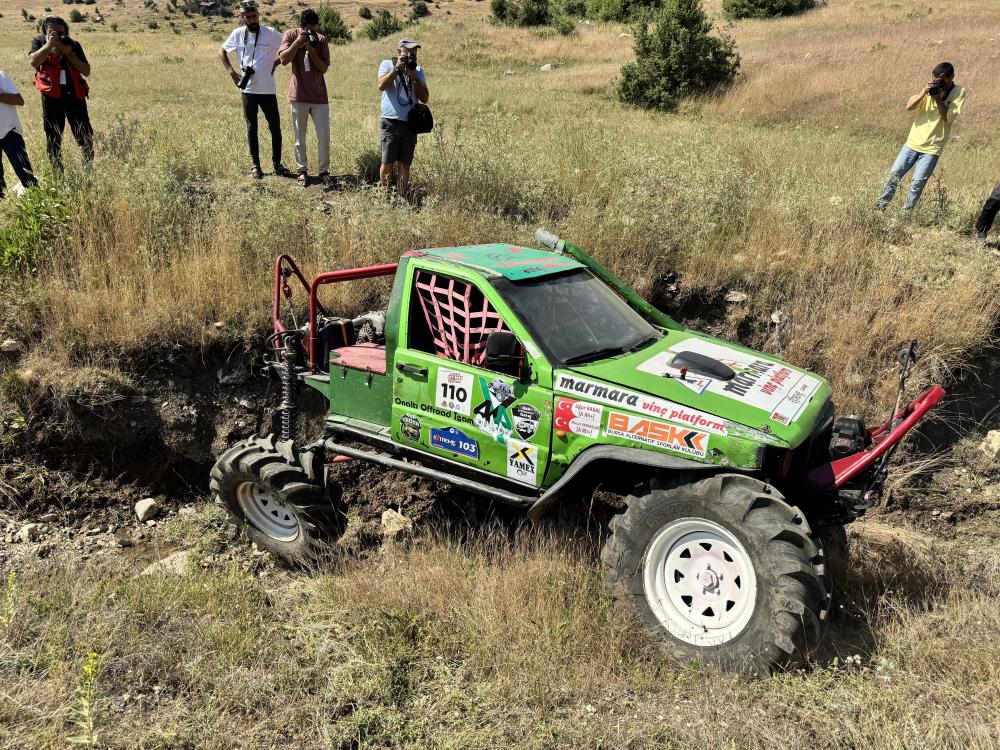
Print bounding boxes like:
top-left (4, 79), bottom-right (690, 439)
top-left (975, 182), bottom-right (1000, 236)
top-left (0, 129), bottom-right (38, 198)
top-left (41, 94), bottom-right (94, 170)
top-left (241, 93), bottom-right (282, 170)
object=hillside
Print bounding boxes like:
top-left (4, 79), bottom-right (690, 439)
top-left (1, 0), bottom-right (1000, 747)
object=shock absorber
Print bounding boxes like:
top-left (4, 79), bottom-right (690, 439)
top-left (279, 333), bottom-right (299, 443)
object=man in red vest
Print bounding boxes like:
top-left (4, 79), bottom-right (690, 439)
top-left (27, 16), bottom-right (94, 171)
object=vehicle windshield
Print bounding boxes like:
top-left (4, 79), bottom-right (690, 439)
top-left (495, 269), bottom-right (661, 365)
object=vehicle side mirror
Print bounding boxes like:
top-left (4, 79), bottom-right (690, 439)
top-left (486, 331), bottom-right (521, 363)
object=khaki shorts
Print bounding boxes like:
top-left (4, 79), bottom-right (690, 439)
top-left (380, 117), bottom-right (417, 166)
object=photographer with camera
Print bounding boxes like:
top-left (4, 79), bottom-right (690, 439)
top-left (278, 9), bottom-right (331, 188)
top-left (219, 0), bottom-right (290, 179)
top-left (377, 38), bottom-right (428, 200)
top-left (876, 62), bottom-right (965, 212)
top-left (27, 16), bottom-right (94, 171)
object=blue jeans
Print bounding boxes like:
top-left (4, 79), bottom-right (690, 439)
top-left (877, 145), bottom-right (939, 210)
top-left (0, 129), bottom-right (37, 198)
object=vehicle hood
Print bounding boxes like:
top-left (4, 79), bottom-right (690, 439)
top-left (560, 330), bottom-right (833, 448)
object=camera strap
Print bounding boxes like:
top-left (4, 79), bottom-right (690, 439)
top-left (241, 26), bottom-right (257, 71)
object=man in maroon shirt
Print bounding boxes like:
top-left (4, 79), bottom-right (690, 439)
top-left (278, 8), bottom-right (330, 187)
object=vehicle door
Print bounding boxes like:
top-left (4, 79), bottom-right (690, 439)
top-left (391, 263), bottom-right (552, 490)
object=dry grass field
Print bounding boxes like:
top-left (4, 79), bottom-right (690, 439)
top-left (2, 1), bottom-right (1000, 747)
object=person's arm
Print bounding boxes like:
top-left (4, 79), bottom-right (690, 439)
top-left (63, 42), bottom-right (90, 77)
top-left (307, 40), bottom-right (328, 75)
top-left (219, 46), bottom-right (241, 86)
top-left (0, 92), bottom-right (25, 106)
top-left (906, 85), bottom-right (929, 111)
top-left (410, 68), bottom-right (428, 103)
top-left (277, 31), bottom-right (301, 66)
top-left (377, 60), bottom-right (400, 91)
top-left (28, 34), bottom-right (55, 68)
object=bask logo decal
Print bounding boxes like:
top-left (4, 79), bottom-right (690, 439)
top-left (604, 412), bottom-right (709, 458)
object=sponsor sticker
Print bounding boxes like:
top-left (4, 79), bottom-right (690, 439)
top-left (554, 398), bottom-right (603, 438)
top-left (399, 414), bottom-right (421, 442)
top-left (637, 339), bottom-right (821, 424)
top-left (474, 376), bottom-right (516, 443)
top-left (554, 373), bottom-right (727, 436)
top-left (604, 411), bottom-right (708, 458)
top-left (430, 426), bottom-right (479, 459)
top-left (511, 403), bottom-right (541, 440)
top-left (436, 368), bottom-right (474, 415)
top-left (506, 439), bottom-right (538, 485)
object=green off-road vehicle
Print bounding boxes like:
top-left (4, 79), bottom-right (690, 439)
top-left (211, 230), bottom-right (944, 674)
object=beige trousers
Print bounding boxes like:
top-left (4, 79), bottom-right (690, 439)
top-left (290, 101), bottom-right (329, 174)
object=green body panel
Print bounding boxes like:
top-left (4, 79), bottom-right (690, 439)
top-left (314, 242), bottom-right (833, 493)
top-left (306, 369), bottom-right (393, 426)
top-left (420, 244), bottom-right (583, 281)
top-left (390, 259), bottom-right (554, 489)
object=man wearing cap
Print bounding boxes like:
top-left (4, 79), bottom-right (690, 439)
top-left (219, 0), bottom-right (290, 179)
top-left (376, 37), bottom-right (428, 199)
top-left (278, 8), bottom-right (331, 188)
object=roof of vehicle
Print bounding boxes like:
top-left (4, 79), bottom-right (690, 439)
top-left (411, 244), bottom-right (584, 281)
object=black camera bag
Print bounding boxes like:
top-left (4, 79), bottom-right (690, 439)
top-left (409, 101), bottom-right (434, 135)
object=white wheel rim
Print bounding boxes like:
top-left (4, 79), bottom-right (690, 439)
top-left (643, 518), bottom-right (758, 647)
top-left (236, 481), bottom-right (300, 542)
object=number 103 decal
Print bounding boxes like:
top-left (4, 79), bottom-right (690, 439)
top-left (436, 368), bottom-right (474, 415)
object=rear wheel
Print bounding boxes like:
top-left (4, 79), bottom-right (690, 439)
top-left (602, 473), bottom-right (829, 675)
top-left (210, 434), bottom-right (345, 565)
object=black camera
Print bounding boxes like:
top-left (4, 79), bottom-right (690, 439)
top-left (928, 78), bottom-right (947, 97)
top-left (237, 65), bottom-right (255, 89)
top-left (58, 32), bottom-right (69, 42)
top-left (306, 30), bottom-right (318, 45)
top-left (404, 52), bottom-right (417, 70)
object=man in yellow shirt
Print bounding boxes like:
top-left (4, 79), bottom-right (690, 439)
top-left (877, 62), bottom-right (965, 211)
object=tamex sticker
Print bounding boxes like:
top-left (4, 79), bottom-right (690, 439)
top-left (506, 439), bottom-right (538, 485)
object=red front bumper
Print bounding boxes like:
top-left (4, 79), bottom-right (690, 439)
top-left (805, 385), bottom-right (946, 492)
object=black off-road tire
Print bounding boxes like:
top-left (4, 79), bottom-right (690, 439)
top-left (601, 473), bottom-right (830, 676)
top-left (210, 434), bottom-right (345, 565)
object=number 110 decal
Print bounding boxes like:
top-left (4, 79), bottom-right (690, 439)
top-left (436, 368), bottom-right (474, 415)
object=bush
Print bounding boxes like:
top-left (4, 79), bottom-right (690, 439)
top-left (552, 13), bottom-right (575, 33)
top-left (359, 5), bottom-right (372, 19)
top-left (68, 8), bottom-right (85, 20)
top-left (358, 9), bottom-right (404, 40)
top-left (315, 4), bottom-right (351, 44)
top-left (586, 0), bottom-right (660, 21)
top-left (409, 0), bottom-right (430, 21)
top-left (722, 0), bottom-right (814, 19)
top-left (617, 0), bottom-right (739, 112)
top-left (490, 0), bottom-right (550, 26)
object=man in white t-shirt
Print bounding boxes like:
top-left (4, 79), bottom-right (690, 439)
top-left (0, 69), bottom-right (38, 199)
top-left (218, 0), bottom-right (289, 179)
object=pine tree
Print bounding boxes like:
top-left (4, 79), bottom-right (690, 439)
top-left (617, 0), bottom-right (740, 113)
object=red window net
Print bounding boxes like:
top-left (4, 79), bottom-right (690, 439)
top-left (414, 271), bottom-right (508, 366)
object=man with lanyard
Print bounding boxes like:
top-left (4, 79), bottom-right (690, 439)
top-left (27, 16), bottom-right (94, 171)
top-left (278, 8), bottom-right (331, 188)
top-left (377, 37), bottom-right (428, 200)
top-left (219, 0), bottom-right (290, 179)
top-left (876, 62), bottom-right (966, 212)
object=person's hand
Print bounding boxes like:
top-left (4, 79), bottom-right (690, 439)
top-left (395, 57), bottom-right (407, 73)
top-left (230, 69), bottom-right (241, 86)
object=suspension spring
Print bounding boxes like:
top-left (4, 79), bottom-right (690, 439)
top-left (279, 335), bottom-right (298, 443)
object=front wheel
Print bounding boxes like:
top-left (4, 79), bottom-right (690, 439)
top-left (210, 434), bottom-right (345, 565)
top-left (602, 473), bottom-right (829, 676)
